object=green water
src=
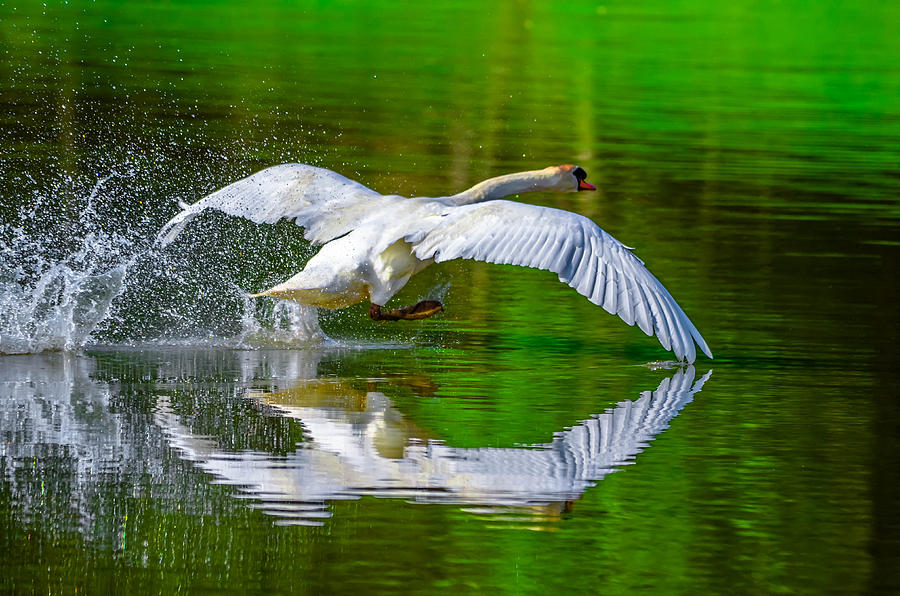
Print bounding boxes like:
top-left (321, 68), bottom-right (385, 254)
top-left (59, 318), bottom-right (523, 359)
top-left (1, 0), bottom-right (899, 593)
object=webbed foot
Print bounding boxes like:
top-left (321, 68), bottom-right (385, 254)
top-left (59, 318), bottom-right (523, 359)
top-left (369, 300), bottom-right (444, 321)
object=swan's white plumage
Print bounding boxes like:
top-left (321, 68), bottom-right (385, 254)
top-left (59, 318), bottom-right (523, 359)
top-left (157, 163), bottom-right (712, 362)
top-left (157, 163), bottom-right (394, 246)
top-left (404, 200), bottom-right (711, 362)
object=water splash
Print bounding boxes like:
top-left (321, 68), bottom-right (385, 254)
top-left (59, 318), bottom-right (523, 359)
top-left (0, 174), bottom-right (130, 353)
top-left (0, 167), bottom-right (326, 354)
top-left (235, 291), bottom-right (329, 349)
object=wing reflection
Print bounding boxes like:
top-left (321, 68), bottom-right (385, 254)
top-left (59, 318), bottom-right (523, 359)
top-left (155, 365), bottom-right (712, 526)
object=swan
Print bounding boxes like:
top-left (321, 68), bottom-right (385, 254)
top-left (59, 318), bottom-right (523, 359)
top-left (157, 163), bottom-right (712, 362)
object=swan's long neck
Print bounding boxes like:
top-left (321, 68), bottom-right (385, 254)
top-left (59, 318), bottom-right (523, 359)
top-left (448, 169), bottom-right (561, 205)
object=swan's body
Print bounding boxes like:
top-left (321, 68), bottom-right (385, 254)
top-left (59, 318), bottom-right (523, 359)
top-left (157, 163), bottom-right (713, 362)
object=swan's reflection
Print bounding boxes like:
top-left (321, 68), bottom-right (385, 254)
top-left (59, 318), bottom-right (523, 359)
top-left (0, 350), bottom-right (711, 529)
top-left (155, 360), bottom-right (711, 526)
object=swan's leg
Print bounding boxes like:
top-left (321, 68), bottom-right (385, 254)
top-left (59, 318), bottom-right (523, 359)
top-left (369, 301), bottom-right (443, 321)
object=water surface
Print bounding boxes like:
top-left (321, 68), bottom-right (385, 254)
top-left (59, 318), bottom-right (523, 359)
top-left (1, 0), bottom-right (898, 593)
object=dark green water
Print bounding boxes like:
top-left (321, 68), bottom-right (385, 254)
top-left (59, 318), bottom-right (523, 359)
top-left (1, 0), bottom-right (898, 593)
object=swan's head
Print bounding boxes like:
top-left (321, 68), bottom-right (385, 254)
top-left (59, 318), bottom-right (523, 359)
top-left (548, 164), bottom-right (597, 192)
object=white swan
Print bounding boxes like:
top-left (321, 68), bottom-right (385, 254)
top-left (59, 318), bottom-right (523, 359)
top-left (157, 163), bottom-right (712, 362)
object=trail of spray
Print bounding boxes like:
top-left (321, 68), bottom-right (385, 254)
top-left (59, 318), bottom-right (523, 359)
top-left (1, 175), bottom-right (128, 353)
top-left (0, 169), bottom-right (326, 354)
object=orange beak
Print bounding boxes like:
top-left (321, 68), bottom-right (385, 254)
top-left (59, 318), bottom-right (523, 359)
top-left (578, 180), bottom-right (596, 191)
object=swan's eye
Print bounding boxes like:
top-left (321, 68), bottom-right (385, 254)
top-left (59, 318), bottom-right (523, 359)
top-left (573, 167), bottom-right (587, 181)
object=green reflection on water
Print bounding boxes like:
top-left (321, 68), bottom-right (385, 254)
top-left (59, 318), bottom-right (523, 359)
top-left (1, 0), bottom-right (899, 593)
top-left (0, 348), bottom-right (878, 594)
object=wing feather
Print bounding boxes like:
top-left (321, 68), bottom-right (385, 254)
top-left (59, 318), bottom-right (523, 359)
top-left (573, 230), bottom-right (598, 298)
top-left (603, 263), bottom-right (618, 315)
top-left (618, 272), bottom-right (635, 326)
top-left (530, 228), bottom-right (555, 270)
top-left (641, 283), bottom-right (672, 351)
top-left (156, 163), bottom-right (389, 246)
top-left (553, 235), bottom-right (578, 282)
top-left (619, 251), bottom-right (654, 335)
top-left (407, 200), bottom-right (712, 362)
top-left (498, 226), bottom-right (527, 265)
top-left (590, 259), bottom-right (607, 307)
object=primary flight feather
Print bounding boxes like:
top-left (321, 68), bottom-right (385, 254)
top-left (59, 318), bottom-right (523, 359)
top-left (157, 163), bottom-right (713, 362)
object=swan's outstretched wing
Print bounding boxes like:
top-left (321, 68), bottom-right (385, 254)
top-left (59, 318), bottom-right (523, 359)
top-left (407, 200), bottom-right (712, 362)
top-left (156, 163), bottom-right (386, 246)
